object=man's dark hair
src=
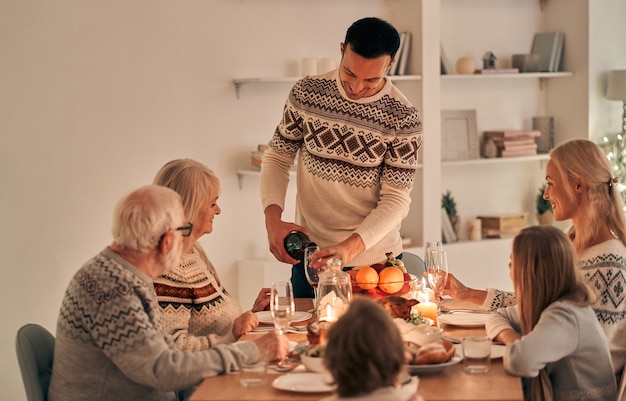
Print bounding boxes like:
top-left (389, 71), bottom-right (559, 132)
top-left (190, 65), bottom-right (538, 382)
top-left (344, 17), bottom-right (401, 60)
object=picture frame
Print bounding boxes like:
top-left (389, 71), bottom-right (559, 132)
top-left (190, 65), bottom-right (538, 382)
top-left (441, 109), bottom-right (479, 161)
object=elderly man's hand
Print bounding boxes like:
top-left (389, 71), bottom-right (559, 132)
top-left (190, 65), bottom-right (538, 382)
top-left (252, 330), bottom-right (290, 362)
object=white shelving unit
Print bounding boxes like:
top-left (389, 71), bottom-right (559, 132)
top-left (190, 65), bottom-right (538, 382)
top-left (232, 0), bottom-right (600, 285)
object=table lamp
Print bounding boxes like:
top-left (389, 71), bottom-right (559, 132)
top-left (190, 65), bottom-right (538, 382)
top-left (607, 70), bottom-right (626, 134)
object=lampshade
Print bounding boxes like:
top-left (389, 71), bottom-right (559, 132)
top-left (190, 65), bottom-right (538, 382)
top-left (607, 70), bottom-right (626, 101)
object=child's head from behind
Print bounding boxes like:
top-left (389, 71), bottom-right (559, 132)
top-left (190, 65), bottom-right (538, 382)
top-left (323, 296), bottom-right (405, 397)
top-left (511, 225), bottom-right (596, 333)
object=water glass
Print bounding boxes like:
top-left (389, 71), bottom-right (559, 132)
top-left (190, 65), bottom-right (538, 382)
top-left (461, 336), bottom-right (491, 373)
top-left (239, 352), bottom-right (268, 387)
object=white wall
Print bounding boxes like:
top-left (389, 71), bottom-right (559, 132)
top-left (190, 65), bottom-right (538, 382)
top-left (1, 1), bottom-right (624, 400)
top-left (0, 1), bottom-right (402, 399)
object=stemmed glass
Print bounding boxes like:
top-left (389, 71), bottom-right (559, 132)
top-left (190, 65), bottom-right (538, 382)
top-left (304, 244), bottom-right (323, 303)
top-left (269, 281), bottom-right (295, 334)
top-left (425, 243), bottom-right (448, 310)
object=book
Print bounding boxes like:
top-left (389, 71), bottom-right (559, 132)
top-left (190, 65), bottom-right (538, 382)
top-left (501, 148), bottom-right (538, 157)
top-left (389, 32), bottom-right (407, 76)
top-left (492, 138), bottom-right (537, 147)
top-left (397, 32), bottom-right (412, 75)
top-left (441, 208), bottom-right (457, 244)
top-left (484, 130), bottom-right (542, 139)
top-left (440, 43), bottom-right (454, 75)
top-left (496, 142), bottom-right (538, 151)
top-left (478, 68), bottom-right (519, 75)
top-left (531, 32), bottom-right (564, 72)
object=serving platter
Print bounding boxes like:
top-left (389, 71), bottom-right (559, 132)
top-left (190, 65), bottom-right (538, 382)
top-left (406, 354), bottom-right (462, 375)
top-left (255, 311), bottom-right (312, 324)
top-left (272, 372), bottom-right (335, 393)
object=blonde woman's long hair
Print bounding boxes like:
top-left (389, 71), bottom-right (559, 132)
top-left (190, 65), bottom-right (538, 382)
top-left (549, 139), bottom-right (626, 251)
top-left (512, 226), bottom-right (598, 401)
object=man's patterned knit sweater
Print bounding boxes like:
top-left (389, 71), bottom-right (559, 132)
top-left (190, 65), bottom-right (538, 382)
top-left (261, 69), bottom-right (422, 267)
top-left (48, 247), bottom-right (258, 401)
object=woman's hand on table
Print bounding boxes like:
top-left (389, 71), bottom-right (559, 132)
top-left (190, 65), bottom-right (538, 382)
top-left (252, 330), bottom-right (290, 362)
top-left (251, 287), bottom-right (271, 312)
top-left (443, 273), bottom-right (488, 307)
top-left (232, 311), bottom-right (259, 339)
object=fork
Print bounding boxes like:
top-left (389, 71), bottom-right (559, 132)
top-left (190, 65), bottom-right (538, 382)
top-left (252, 325), bottom-right (307, 334)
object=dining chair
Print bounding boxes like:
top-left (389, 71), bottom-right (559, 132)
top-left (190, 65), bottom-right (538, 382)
top-left (400, 252), bottom-right (426, 278)
top-left (15, 323), bottom-right (55, 401)
top-left (618, 367), bottom-right (626, 401)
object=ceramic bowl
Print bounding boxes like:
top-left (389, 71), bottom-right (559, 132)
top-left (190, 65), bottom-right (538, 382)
top-left (412, 325), bottom-right (443, 346)
top-left (300, 354), bottom-right (327, 373)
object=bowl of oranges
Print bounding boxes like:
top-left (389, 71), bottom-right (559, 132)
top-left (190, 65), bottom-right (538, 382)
top-left (347, 253), bottom-right (415, 299)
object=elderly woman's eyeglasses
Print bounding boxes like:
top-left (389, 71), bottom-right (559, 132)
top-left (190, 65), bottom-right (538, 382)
top-left (174, 222), bottom-right (193, 237)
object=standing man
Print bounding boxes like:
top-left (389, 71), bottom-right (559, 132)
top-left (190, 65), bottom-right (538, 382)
top-left (48, 185), bottom-right (288, 401)
top-left (260, 17), bottom-right (422, 297)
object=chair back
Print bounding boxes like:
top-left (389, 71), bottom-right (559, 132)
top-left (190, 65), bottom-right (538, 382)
top-left (15, 324), bottom-right (55, 401)
top-left (400, 252), bottom-right (426, 278)
top-left (618, 367), bottom-right (626, 401)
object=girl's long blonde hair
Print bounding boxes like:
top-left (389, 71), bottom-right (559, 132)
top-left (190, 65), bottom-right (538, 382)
top-left (512, 226), bottom-right (598, 401)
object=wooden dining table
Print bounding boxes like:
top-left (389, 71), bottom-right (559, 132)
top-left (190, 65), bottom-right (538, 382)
top-left (189, 298), bottom-right (523, 401)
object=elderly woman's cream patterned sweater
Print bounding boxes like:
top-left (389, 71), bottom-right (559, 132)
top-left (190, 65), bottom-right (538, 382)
top-left (153, 244), bottom-right (243, 351)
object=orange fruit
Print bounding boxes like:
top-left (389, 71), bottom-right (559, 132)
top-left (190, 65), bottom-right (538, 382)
top-left (355, 266), bottom-right (379, 290)
top-left (378, 266), bottom-right (405, 294)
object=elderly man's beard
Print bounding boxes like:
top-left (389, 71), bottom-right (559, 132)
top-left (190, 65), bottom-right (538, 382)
top-left (158, 246), bottom-right (182, 274)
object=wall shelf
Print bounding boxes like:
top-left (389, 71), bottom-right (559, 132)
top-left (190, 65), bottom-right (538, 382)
top-left (236, 168), bottom-right (296, 189)
top-left (233, 74), bottom-right (422, 98)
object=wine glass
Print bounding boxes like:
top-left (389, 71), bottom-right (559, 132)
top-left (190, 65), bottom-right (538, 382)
top-left (304, 244), bottom-right (323, 301)
top-left (425, 246), bottom-right (448, 310)
top-left (269, 281), bottom-right (295, 334)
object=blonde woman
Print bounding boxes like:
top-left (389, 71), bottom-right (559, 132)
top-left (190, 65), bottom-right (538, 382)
top-left (486, 226), bottom-right (616, 401)
top-left (444, 139), bottom-right (626, 376)
top-left (153, 159), bottom-right (270, 351)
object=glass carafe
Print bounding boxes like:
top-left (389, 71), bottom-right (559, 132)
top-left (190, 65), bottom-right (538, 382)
top-left (316, 258), bottom-right (352, 323)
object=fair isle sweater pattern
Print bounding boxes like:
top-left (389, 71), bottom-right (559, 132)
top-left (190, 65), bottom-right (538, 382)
top-left (153, 245), bottom-right (242, 350)
top-left (56, 251), bottom-right (168, 356)
top-left (581, 251), bottom-right (626, 325)
top-left (272, 75), bottom-right (421, 190)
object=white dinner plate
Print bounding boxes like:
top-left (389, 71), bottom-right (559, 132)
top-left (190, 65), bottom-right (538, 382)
top-left (406, 354), bottom-right (462, 375)
top-left (272, 372), bottom-right (336, 393)
top-left (437, 312), bottom-right (490, 327)
top-left (255, 311), bottom-right (312, 324)
top-left (454, 344), bottom-right (506, 359)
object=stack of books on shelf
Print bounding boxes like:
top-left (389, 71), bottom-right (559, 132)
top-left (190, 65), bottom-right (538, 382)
top-left (250, 144), bottom-right (269, 170)
top-left (478, 213), bottom-right (529, 239)
top-left (483, 130), bottom-right (541, 158)
top-left (531, 32), bottom-right (565, 72)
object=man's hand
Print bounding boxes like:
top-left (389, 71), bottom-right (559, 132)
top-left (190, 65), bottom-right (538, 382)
top-left (252, 330), bottom-right (290, 362)
top-left (309, 233), bottom-right (365, 268)
top-left (264, 204), bottom-right (309, 264)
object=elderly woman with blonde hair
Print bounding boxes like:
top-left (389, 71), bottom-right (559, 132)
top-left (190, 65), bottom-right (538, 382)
top-left (152, 159), bottom-right (270, 351)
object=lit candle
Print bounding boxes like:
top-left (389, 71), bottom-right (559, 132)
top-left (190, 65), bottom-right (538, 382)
top-left (417, 301), bottom-right (438, 325)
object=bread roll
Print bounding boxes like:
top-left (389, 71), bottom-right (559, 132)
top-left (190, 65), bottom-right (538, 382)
top-left (405, 340), bottom-right (455, 365)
